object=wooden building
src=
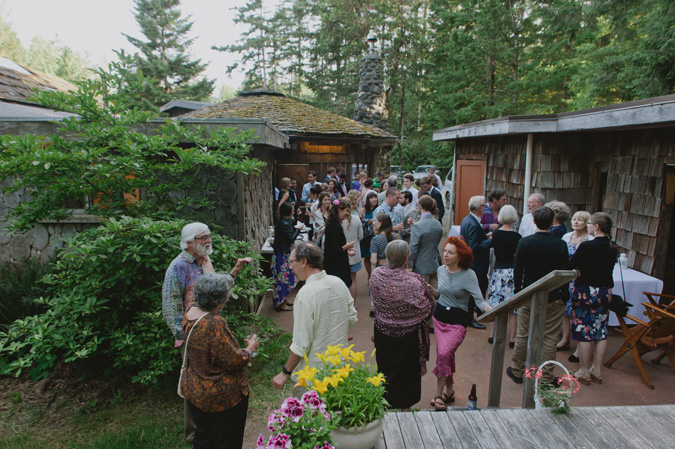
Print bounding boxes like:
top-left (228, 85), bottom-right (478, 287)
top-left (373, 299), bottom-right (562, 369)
top-left (182, 88), bottom-right (397, 187)
top-left (433, 95), bottom-right (675, 288)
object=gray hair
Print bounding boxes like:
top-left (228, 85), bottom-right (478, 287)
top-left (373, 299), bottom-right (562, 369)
top-left (529, 193), bottom-right (545, 206)
top-left (498, 204), bottom-right (518, 225)
top-left (181, 222), bottom-right (210, 250)
top-left (193, 273), bottom-right (233, 312)
top-left (545, 201), bottom-right (570, 224)
top-left (293, 242), bottom-right (323, 269)
top-left (468, 195), bottom-right (486, 212)
top-left (386, 240), bottom-right (410, 269)
top-left (387, 176), bottom-right (398, 188)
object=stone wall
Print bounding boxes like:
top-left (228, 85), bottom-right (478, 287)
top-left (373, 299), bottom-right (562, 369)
top-left (353, 53), bottom-right (390, 132)
top-left (0, 148), bottom-right (276, 262)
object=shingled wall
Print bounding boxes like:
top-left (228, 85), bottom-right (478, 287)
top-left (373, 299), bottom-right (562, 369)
top-left (455, 127), bottom-right (675, 276)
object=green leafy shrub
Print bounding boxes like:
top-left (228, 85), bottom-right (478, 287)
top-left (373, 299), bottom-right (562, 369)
top-left (0, 216), bottom-right (271, 384)
top-left (0, 259), bottom-right (52, 327)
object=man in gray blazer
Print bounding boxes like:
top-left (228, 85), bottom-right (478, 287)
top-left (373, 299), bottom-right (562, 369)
top-left (409, 195), bottom-right (443, 289)
top-left (398, 191), bottom-right (418, 243)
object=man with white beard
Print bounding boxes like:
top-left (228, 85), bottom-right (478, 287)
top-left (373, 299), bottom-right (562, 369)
top-left (162, 222), bottom-right (251, 443)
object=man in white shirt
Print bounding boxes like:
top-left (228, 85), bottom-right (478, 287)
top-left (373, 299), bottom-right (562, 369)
top-left (273, 242), bottom-right (358, 389)
top-left (519, 193), bottom-right (545, 237)
top-left (402, 173), bottom-right (419, 205)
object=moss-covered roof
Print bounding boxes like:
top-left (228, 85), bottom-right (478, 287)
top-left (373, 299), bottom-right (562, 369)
top-left (183, 88), bottom-right (395, 139)
top-left (0, 57), bottom-right (76, 104)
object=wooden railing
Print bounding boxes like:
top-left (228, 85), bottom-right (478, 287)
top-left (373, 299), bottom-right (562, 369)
top-left (477, 269), bottom-right (577, 408)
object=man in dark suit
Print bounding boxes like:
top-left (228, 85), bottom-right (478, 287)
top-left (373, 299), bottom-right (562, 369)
top-left (460, 195), bottom-right (491, 329)
top-left (506, 206), bottom-right (569, 386)
top-left (288, 177), bottom-right (300, 221)
top-left (420, 176), bottom-right (445, 223)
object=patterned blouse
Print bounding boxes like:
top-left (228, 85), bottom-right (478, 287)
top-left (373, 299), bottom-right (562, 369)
top-left (180, 313), bottom-right (250, 413)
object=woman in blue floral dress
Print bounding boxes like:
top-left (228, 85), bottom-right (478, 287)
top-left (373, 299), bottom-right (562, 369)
top-left (272, 202), bottom-right (300, 311)
top-left (558, 211), bottom-right (592, 354)
top-left (569, 212), bottom-right (617, 385)
top-left (487, 205), bottom-right (521, 347)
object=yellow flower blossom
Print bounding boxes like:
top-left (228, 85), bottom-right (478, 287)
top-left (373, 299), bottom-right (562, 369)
top-left (311, 378), bottom-right (331, 394)
top-left (326, 374), bottom-right (343, 388)
top-left (293, 365), bottom-right (318, 388)
top-left (325, 345), bottom-right (341, 357)
top-left (327, 355), bottom-right (342, 366)
top-left (337, 344), bottom-right (354, 360)
top-left (349, 350), bottom-right (366, 364)
top-left (366, 373), bottom-right (386, 387)
top-left (333, 365), bottom-right (353, 379)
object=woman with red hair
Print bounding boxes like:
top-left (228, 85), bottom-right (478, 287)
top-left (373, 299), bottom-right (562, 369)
top-left (429, 236), bottom-right (492, 411)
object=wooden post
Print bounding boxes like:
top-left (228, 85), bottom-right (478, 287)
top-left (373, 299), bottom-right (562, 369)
top-left (522, 291), bottom-right (548, 409)
top-left (487, 313), bottom-right (508, 407)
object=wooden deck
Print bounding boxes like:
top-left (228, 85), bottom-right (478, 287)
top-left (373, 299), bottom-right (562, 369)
top-left (376, 404), bottom-right (675, 449)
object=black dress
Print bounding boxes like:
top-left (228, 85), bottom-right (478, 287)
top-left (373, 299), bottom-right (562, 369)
top-left (323, 220), bottom-right (352, 287)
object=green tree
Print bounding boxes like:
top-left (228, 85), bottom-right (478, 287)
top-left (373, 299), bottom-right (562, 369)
top-left (0, 14), bottom-right (27, 63)
top-left (124, 0), bottom-right (214, 110)
top-left (0, 56), bottom-right (263, 231)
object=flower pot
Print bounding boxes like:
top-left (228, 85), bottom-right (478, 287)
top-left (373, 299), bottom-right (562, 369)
top-left (330, 418), bottom-right (383, 449)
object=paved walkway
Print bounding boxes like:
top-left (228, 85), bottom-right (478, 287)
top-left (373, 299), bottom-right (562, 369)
top-left (259, 268), bottom-right (675, 410)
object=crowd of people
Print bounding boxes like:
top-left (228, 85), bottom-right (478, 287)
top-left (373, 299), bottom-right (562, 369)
top-left (161, 166), bottom-right (620, 447)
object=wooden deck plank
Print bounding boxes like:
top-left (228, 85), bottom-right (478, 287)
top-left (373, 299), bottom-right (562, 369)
top-left (493, 409), bottom-right (541, 449)
top-left (412, 412), bottom-right (444, 449)
top-left (462, 410), bottom-right (502, 449)
top-left (397, 412), bottom-right (425, 449)
top-left (509, 409), bottom-right (563, 449)
top-left (593, 406), bottom-right (652, 448)
top-left (375, 429), bottom-right (387, 449)
top-left (430, 411), bottom-right (464, 448)
top-left (447, 410), bottom-right (482, 449)
top-left (542, 411), bottom-right (600, 449)
top-left (615, 406), bottom-right (673, 448)
top-left (575, 407), bottom-right (635, 449)
top-left (381, 413), bottom-right (404, 449)
top-left (477, 410), bottom-right (519, 448)
top-left (640, 405), bottom-right (675, 437)
top-left (525, 410), bottom-right (580, 449)
top-left (564, 409), bottom-right (615, 449)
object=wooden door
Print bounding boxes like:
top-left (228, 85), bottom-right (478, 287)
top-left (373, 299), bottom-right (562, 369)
top-left (454, 160), bottom-right (486, 225)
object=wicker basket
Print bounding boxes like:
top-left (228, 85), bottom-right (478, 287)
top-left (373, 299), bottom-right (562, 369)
top-left (534, 360), bottom-right (572, 410)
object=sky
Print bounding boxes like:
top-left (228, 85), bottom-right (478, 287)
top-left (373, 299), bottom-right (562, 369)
top-left (1, 0), bottom-right (273, 90)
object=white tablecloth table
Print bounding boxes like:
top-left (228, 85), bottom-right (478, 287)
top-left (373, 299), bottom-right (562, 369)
top-left (610, 265), bottom-right (663, 326)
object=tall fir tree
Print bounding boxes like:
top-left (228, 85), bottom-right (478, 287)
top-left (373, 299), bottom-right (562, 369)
top-left (124, 0), bottom-right (214, 110)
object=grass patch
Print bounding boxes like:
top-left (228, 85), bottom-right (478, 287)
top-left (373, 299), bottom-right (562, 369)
top-left (0, 311), bottom-right (291, 449)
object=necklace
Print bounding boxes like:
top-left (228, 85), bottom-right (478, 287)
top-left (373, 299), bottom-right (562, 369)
top-left (570, 232), bottom-right (588, 247)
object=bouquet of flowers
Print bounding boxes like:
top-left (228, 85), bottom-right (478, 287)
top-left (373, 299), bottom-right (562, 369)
top-left (525, 363), bottom-right (581, 415)
top-left (293, 344), bottom-right (389, 429)
top-left (257, 390), bottom-right (335, 449)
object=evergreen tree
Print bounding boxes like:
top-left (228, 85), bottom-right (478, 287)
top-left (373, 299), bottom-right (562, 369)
top-left (124, 0), bottom-right (214, 110)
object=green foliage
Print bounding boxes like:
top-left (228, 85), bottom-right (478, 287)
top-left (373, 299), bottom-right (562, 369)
top-left (0, 217), bottom-right (271, 385)
top-left (0, 55), bottom-right (263, 231)
top-left (123, 0), bottom-right (214, 109)
top-left (0, 259), bottom-right (52, 327)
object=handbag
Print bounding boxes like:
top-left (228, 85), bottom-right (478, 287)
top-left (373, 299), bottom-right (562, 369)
top-left (177, 312), bottom-right (209, 398)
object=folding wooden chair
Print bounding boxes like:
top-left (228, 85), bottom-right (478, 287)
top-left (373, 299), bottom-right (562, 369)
top-left (604, 302), bottom-right (675, 389)
top-left (642, 292), bottom-right (675, 364)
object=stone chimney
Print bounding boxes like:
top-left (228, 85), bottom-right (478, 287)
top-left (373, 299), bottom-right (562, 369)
top-left (353, 32), bottom-right (389, 132)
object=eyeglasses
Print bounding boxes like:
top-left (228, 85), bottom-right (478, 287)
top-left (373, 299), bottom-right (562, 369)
top-left (194, 234), bottom-right (212, 241)
top-left (288, 258), bottom-right (298, 263)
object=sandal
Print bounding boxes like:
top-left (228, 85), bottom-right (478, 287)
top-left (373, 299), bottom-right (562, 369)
top-left (573, 370), bottom-right (591, 385)
top-left (430, 397), bottom-right (447, 411)
top-left (276, 303), bottom-right (294, 312)
top-left (441, 392), bottom-right (455, 404)
top-left (590, 369), bottom-right (603, 384)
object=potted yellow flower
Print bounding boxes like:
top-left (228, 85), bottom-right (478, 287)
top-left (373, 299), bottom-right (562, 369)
top-left (293, 344), bottom-right (389, 449)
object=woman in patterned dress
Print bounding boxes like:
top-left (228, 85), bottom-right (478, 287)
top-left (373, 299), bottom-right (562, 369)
top-left (369, 240), bottom-right (434, 411)
top-left (359, 191), bottom-right (379, 281)
top-left (181, 273), bottom-right (260, 448)
top-left (487, 205), bottom-right (521, 347)
top-left (558, 211), bottom-right (592, 353)
top-left (569, 212), bottom-right (617, 385)
top-left (272, 202), bottom-right (302, 311)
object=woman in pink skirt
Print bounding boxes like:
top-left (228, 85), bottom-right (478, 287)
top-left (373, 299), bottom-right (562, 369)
top-left (429, 236), bottom-right (492, 411)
